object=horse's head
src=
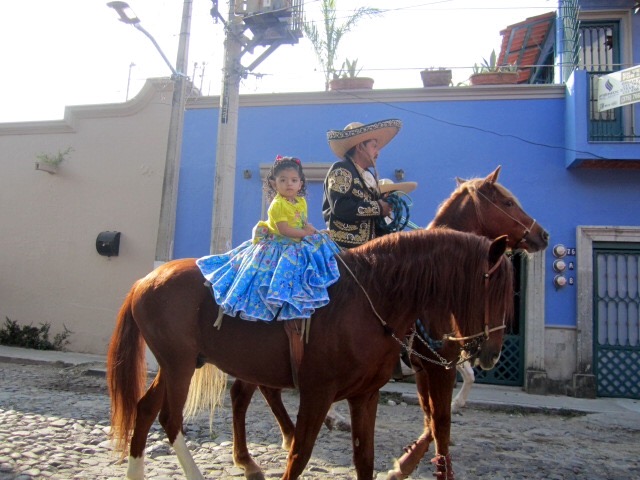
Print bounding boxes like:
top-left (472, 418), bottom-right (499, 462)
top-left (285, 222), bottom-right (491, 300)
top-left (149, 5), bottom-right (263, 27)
top-left (477, 235), bottom-right (514, 370)
top-left (444, 234), bottom-right (514, 371)
top-left (432, 166), bottom-right (549, 253)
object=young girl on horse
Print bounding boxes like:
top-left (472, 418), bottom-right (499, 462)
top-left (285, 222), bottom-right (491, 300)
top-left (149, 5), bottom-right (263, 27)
top-left (196, 155), bottom-right (340, 322)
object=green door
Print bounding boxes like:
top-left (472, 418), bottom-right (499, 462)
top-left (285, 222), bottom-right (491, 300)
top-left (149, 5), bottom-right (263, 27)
top-left (593, 243), bottom-right (640, 399)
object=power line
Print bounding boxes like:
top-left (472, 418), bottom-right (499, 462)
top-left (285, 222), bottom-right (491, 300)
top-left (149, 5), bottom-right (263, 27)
top-left (328, 88), bottom-right (608, 160)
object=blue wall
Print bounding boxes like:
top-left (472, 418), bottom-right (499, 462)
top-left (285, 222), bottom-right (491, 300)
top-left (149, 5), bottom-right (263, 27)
top-left (175, 88), bottom-right (640, 329)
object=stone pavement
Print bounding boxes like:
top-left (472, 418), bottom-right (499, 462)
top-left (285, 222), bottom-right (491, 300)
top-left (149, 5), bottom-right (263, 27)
top-left (1, 345), bottom-right (638, 416)
top-left (1, 345), bottom-right (639, 479)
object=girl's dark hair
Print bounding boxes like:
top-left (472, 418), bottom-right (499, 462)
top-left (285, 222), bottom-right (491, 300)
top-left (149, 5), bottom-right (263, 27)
top-left (264, 156), bottom-right (307, 199)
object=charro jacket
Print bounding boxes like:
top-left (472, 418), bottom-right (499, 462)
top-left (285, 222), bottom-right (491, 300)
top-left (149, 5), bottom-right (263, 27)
top-left (322, 159), bottom-right (385, 249)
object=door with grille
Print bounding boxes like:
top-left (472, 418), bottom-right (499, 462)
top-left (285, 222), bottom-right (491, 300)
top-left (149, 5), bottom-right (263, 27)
top-left (593, 243), bottom-right (640, 399)
top-left (472, 253), bottom-right (525, 386)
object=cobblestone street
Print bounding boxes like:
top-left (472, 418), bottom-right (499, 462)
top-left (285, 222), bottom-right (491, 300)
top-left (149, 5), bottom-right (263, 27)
top-left (0, 361), bottom-right (639, 479)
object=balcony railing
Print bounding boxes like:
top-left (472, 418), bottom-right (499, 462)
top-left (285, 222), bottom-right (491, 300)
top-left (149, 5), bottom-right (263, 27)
top-left (588, 72), bottom-right (640, 142)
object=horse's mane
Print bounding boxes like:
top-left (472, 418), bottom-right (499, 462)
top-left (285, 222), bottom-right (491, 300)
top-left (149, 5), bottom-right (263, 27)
top-left (335, 229), bottom-right (514, 336)
top-left (431, 177), bottom-right (523, 227)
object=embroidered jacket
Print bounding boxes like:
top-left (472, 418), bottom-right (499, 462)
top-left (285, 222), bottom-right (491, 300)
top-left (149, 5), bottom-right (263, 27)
top-left (322, 159), bottom-right (385, 248)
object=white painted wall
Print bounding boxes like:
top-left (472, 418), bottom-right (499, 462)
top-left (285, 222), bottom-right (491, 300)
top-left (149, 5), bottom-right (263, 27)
top-left (0, 79), bottom-right (172, 354)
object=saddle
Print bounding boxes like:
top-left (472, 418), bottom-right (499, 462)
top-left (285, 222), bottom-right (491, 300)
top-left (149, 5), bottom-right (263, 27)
top-left (207, 280), bottom-right (308, 389)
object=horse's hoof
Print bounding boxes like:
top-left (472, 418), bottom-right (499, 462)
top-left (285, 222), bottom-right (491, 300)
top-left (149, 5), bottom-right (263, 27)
top-left (450, 401), bottom-right (464, 414)
top-left (334, 419), bottom-right (352, 432)
top-left (386, 470), bottom-right (406, 480)
top-left (323, 416), bottom-right (335, 431)
top-left (431, 453), bottom-right (454, 480)
top-left (245, 472), bottom-right (265, 480)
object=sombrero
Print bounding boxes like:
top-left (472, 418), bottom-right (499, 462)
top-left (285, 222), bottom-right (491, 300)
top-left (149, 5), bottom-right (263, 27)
top-left (378, 178), bottom-right (417, 194)
top-left (327, 119), bottom-right (402, 159)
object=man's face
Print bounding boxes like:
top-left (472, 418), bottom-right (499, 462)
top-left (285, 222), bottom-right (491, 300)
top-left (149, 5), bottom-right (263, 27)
top-left (360, 139), bottom-right (379, 166)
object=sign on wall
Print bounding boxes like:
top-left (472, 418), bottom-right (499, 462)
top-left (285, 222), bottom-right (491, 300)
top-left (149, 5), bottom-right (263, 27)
top-left (597, 65), bottom-right (640, 112)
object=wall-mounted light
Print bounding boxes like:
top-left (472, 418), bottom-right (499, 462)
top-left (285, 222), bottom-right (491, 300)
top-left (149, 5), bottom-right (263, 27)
top-left (394, 168), bottom-right (405, 181)
top-left (553, 275), bottom-right (567, 289)
top-left (243, 169), bottom-right (252, 179)
top-left (553, 244), bottom-right (567, 258)
top-left (553, 259), bottom-right (567, 273)
top-left (96, 231), bottom-right (121, 257)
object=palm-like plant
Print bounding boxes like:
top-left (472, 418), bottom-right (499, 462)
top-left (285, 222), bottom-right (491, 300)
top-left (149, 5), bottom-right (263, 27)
top-left (303, 0), bottom-right (382, 90)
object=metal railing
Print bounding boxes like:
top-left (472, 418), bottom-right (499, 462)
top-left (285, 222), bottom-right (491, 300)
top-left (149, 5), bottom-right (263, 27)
top-left (587, 72), bottom-right (640, 142)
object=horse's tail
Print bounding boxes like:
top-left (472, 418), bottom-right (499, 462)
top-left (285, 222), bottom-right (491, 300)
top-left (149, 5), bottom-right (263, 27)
top-left (106, 281), bottom-right (147, 458)
top-left (184, 362), bottom-right (228, 431)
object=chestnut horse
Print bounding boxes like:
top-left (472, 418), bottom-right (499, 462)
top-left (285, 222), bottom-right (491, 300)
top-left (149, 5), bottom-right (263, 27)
top-left (231, 166), bottom-right (549, 479)
top-left (107, 229), bottom-right (513, 480)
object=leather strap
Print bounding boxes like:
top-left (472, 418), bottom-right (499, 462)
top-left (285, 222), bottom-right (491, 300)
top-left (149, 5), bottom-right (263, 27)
top-left (284, 319), bottom-right (304, 388)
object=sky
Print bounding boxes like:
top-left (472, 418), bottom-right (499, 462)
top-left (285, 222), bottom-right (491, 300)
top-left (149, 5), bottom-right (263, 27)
top-left (0, 0), bottom-right (556, 123)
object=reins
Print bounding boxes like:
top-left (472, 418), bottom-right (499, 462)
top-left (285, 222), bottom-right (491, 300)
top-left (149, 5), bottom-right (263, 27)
top-left (442, 253), bottom-right (506, 342)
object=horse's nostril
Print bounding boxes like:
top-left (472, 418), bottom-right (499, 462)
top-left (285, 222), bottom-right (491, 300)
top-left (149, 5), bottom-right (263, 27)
top-left (542, 230), bottom-right (550, 240)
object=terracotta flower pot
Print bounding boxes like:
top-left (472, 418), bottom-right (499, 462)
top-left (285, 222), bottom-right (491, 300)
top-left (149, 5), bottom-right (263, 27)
top-left (420, 69), bottom-right (452, 87)
top-left (35, 162), bottom-right (59, 174)
top-left (469, 72), bottom-right (519, 86)
top-left (329, 77), bottom-right (374, 91)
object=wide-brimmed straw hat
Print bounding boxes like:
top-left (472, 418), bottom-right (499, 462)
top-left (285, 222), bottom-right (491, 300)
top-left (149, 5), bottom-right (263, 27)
top-left (327, 119), bottom-right (402, 159)
top-left (378, 178), bottom-right (417, 194)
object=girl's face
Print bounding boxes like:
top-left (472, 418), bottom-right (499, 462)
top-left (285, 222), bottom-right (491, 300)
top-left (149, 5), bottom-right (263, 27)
top-left (272, 167), bottom-right (303, 201)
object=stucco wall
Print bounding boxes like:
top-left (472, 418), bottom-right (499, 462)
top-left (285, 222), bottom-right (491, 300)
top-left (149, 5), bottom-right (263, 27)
top-left (0, 79), bottom-right (172, 354)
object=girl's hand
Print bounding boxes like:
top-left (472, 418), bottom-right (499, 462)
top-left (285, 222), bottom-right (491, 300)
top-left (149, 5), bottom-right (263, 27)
top-left (303, 223), bottom-right (317, 236)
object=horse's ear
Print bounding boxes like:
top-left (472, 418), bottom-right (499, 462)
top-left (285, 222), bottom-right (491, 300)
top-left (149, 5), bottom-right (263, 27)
top-left (485, 165), bottom-right (502, 184)
top-left (455, 176), bottom-right (466, 186)
top-left (489, 235), bottom-right (508, 265)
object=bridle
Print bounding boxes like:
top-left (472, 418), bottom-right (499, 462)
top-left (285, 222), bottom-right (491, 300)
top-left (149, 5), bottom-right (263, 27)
top-left (330, 237), bottom-right (508, 370)
top-left (408, 253), bottom-right (507, 369)
top-left (467, 184), bottom-right (537, 248)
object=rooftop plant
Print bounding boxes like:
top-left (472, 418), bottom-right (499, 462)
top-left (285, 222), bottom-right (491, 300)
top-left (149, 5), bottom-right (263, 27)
top-left (472, 49), bottom-right (518, 74)
top-left (303, 0), bottom-right (382, 90)
top-left (335, 58), bottom-right (363, 79)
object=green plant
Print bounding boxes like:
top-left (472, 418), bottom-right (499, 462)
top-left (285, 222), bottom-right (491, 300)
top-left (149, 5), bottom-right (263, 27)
top-left (303, 0), bottom-right (382, 90)
top-left (36, 146), bottom-right (74, 167)
top-left (335, 58), bottom-right (363, 79)
top-left (472, 49), bottom-right (518, 74)
top-left (0, 317), bottom-right (73, 351)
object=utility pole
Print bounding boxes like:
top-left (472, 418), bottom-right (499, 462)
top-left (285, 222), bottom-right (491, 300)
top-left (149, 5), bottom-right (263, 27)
top-left (210, 0), bottom-right (243, 254)
top-left (154, 0), bottom-right (193, 265)
top-left (107, 0), bottom-right (192, 265)
top-left (208, 0), bottom-right (303, 254)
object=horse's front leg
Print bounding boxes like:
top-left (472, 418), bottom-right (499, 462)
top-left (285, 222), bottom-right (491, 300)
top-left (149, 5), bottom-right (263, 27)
top-left (230, 379), bottom-right (265, 480)
top-left (429, 366), bottom-right (457, 480)
top-left (348, 390), bottom-right (380, 480)
top-left (451, 361), bottom-right (474, 413)
top-left (281, 391), bottom-right (333, 480)
top-left (387, 367), bottom-right (433, 480)
top-left (258, 384), bottom-right (295, 450)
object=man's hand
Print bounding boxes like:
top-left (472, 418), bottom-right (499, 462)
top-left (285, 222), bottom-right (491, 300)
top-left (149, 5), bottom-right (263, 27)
top-left (378, 199), bottom-right (392, 217)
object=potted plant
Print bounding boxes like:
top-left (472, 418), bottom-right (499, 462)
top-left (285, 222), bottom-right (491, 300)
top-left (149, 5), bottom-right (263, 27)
top-left (469, 49), bottom-right (519, 86)
top-left (329, 58), bottom-right (374, 91)
top-left (420, 67), bottom-right (453, 87)
top-left (35, 147), bottom-right (73, 174)
top-left (303, 0), bottom-right (382, 91)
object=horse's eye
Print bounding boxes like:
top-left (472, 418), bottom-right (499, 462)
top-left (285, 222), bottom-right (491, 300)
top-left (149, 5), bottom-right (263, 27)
top-left (504, 200), bottom-right (514, 208)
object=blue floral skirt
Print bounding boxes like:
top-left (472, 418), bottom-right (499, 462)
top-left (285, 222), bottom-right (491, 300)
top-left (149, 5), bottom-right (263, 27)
top-left (196, 232), bottom-right (341, 322)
